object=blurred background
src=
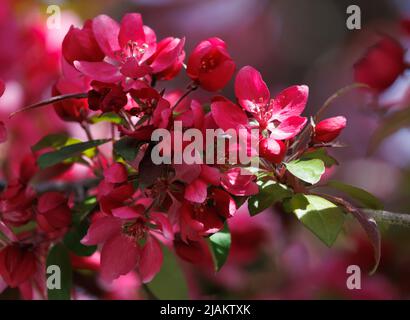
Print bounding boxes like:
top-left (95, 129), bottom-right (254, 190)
top-left (1, 0), bottom-right (410, 299)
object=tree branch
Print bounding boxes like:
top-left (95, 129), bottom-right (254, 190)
top-left (9, 92), bottom-right (88, 118)
top-left (363, 209), bottom-right (410, 227)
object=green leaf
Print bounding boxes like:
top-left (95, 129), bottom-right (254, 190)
top-left (46, 243), bottom-right (72, 300)
top-left (114, 137), bottom-right (143, 162)
top-left (369, 107), bottom-right (410, 154)
top-left (301, 148), bottom-right (338, 168)
top-left (90, 112), bottom-right (125, 125)
top-left (327, 180), bottom-right (384, 210)
top-left (63, 220), bottom-right (97, 257)
top-left (248, 180), bottom-right (292, 216)
top-left (209, 223), bottom-right (231, 271)
top-left (11, 221), bottom-right (37, 234)
top-left (285, 159), bottom-right (325, 184)
top-left (72, 196), bottom-right (98, 224)
top-left (38, 139), bottom-right (109, 169)
top-left (32, 134), bottom-right (70, 151)
top-left (285, 194), bottom-right (345, 247)
top-left (146, 246), bottom-right (189, 299)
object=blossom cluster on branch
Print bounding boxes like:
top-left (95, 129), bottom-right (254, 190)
top-left (0, 12), bottom-right (396, 299)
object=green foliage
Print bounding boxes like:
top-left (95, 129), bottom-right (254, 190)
top-left (90, 112), bottom-right (125, 125)
top-left (285, 159), bottom-right (325, 184)
top-left (46, 243), bottom-right (72, 300)
top-left (37, 139), bottom-right (109, 169)
top-left (285, 194), bottom-right (345, 247)
top-left (209, 223), bottom-right (231, 271)
top-left (146, 246), bottom-right (189, 300)
top-left (114, 137), bottom-right (143, 162)
top-left (327, 180), bottom-right (383, 210)
top-left (64, 220), bottom-right (97, 257)
top-left (248, 179), bottom-right (292, 216)
top-left (301, 148), bottom-right (338, 168)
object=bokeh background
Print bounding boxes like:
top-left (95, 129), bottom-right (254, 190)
top-left (1, 0), bottom-right (410, 299)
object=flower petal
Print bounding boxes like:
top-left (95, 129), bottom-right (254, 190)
top-left (81, 216), bottom-right (122, 245)
top-left (211, 100), bottom-right (248, 131)
top-left (138, 236), bottom-right (163, 283)
top-left (269, 116), bottom-right (307, 140)
top-left (101, 234), bottom-right (139, 282)
top-left (184, 178), bottom-right (208, 203)
top-left (200, 165), bottom-right (221, 186)
top-left (103, 162), bottom-right (128, 184)
top-left (111, 207), bottom-right (142, 219)
top-left (92, 14), bottom-right (120, 58)
top-left (270, 85), bottom-right (309, 122)
top-left (74, 61), bottom-right (122, 83)
top-left (221, 167), bottom-right (258, 196)
top-left (150, 212), bottom-right (174, 240)
top-left (234, 66), bottom-right (270, 112)
top-left (118, 13), bottom-right (146, 49)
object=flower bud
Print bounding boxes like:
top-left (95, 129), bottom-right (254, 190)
top-left (259, 138), bottom-right (287, 164)
top-left (354, 36), bottom-right (405, 92)
top-left (313, 116), bottom-right (346, 143)
top-left (148, 37), bottom-right (185, 80)
top-left (187, 38), bottom-right (235, 91)
top-left (0, 245), bottom-right (37, 287)
top-left (88, 82), bottom-right (128, 113)
top-left (62, 20), bottom-right (104, 65)
top-left (36, 192), bottom-right (72, 236)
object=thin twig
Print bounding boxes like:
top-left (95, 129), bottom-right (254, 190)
top-left (171, 82), bottom-right (198, 111)
top-left (142, 283), bottom-right (159, 300)
top-left (9, 92), bottom-right (88, 118)
top-left (315, 83), bottom-right (369, 121)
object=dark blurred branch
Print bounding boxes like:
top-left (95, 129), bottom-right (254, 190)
top-left (0, 178), bottom-right (100, 199)
top-left (363, 209), bottom-right (410, 228)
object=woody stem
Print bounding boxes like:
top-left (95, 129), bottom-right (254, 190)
top-left (9, 92), bottom-right (88, 118)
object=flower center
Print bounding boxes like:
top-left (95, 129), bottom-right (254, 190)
top-left (123, 218), bottom-right (147, 240)
top-left (192, 204), bottom-right (207, 220)
top-left (118, 41), bottom-right (148, 63)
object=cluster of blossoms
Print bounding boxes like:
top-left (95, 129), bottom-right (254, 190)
top-left (353, 20), bottom-right (410, 153)
top-left (0, 13), bottom-right (364, 299)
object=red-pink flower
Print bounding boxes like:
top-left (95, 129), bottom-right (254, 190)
top-left (88, 81), bottom-right (128, 113)
top-left (147, 37), bottom-right (186, 80)
top-left (210, 99), bottom-right (248, 131)
top-left (174, 236), bottom-right (213, 268)
top-left (180, 201), bottom-right (224, 242)
top-left (62, 19), bottom-right (105, 65)
top-left (313, 116), bottom-right (347, 143)
top-left (0, 244), bottom-right (37, 288)
top-left (0, 79), bottom-right (5, 97)
top-left (97, 163), bottom-right (134, 214)
top-left (184, 165), bottom-right (221, 203)
top-left (259, 138), bottom-right (287, 164)
top-left (0, 155), bottom-right (38, 227)
top-left (221, 167), bottom-right (258, 196)
top-left (187, 38), bottom-right (235, 91)
top-left (0, 121), bottom-right (6, 144)
top-left (354, 36), bottom-right (406, 92)
top-left (36, 192), bottom-right (72, 237)
top-left (74, 13), bottom-right (156, 83)
top-left (129, 87), bottom-right (172, 128)
top-left (235, 66), bottom-right (308, 139)
top-left (81, 209), bottom-right (172, 282)
top-left (53, 60), bottom-right (90, 122)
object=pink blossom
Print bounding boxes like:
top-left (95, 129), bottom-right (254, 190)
top-left (187, 38), bottom-right (235, 91)
top-left (235, 66), bottom-right (308, 138)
